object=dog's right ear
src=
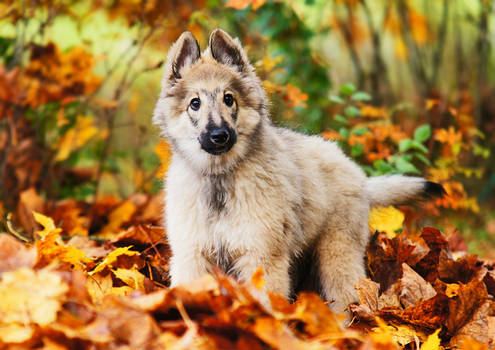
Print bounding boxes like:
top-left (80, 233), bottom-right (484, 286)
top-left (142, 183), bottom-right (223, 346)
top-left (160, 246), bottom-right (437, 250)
top-left (165, 31), bottom-right (200, 83)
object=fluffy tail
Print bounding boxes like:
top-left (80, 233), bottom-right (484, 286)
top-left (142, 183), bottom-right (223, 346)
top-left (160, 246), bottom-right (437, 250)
top-left (365, 175), bottom-right (446, 207)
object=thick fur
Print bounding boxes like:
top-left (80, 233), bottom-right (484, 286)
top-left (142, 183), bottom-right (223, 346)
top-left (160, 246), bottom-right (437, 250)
top-left (153, 29), bottom-right (444, 313)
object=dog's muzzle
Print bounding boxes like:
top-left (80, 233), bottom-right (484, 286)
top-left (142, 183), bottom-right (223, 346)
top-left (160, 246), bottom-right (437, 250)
top-left (199, 124), bottom-right (237, 155)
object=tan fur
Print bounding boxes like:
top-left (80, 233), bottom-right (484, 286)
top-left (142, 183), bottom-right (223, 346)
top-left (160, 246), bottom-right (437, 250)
top-left (153, 29), bottom-right (436, 314)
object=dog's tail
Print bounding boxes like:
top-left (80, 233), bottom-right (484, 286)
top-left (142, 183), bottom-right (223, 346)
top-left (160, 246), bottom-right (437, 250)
top-left (365, 175), bottom-right (446, 207)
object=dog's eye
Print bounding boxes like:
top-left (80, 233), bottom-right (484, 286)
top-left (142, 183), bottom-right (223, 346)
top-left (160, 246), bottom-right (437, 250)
top-left (223, 94), bottom-right (234, 107)
top-left (190, 98), bottom-right (201, 111)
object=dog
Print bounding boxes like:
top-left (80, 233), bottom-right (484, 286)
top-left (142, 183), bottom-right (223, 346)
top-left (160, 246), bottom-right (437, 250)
top-left (152, 29), bottom-right (445, 313)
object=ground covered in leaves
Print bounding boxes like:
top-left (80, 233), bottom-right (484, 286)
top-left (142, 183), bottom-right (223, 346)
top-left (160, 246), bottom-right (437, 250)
top-left (1, 194), bottom-right (494, 349)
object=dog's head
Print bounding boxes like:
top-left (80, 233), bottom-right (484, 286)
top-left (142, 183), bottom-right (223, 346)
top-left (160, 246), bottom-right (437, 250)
top-left (153, 29), bottom-right (268, 174)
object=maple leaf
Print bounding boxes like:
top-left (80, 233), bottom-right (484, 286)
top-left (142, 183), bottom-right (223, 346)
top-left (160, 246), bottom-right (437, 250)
top-left (33, 211), bottom-right (92, 268)
top-left (90, 246), bottom-right (139, 275)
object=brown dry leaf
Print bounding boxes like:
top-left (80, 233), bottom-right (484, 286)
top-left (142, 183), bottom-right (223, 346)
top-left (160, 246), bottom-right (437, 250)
top-left (449, 301), bottom-right (492, 347)
top-left (397, 264), bottom-right (436, 308)
top-left (355, 278), bottom-right (380, 312)
top-left (414, 227), bottom-right (449, 282)
top-left (438, 252), bottom-right (483, 284)
top-left (250, 317), bottom-right (308, 350)
top-left (16, 187), bottom-right (43, 234)
top-left (445, 279), bottom-right (489, 341)
top-left (367, 233), bottom-right (417, 292)
top-left (379, 293), bottom-right (450, 332)
top-left (66, 235), bottom-right (111, 259)
top-left (0, 234), bottom-right (36, 272)
top-left (112, 225), bottom-right (165, 246)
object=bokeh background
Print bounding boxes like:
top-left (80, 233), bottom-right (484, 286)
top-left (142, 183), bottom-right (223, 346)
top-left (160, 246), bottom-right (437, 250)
top-left (1, 0), bottom-right (494, 255)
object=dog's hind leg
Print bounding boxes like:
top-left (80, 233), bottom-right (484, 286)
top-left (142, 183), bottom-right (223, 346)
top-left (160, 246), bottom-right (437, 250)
top-left (315, 202), bottom-right (369, 314)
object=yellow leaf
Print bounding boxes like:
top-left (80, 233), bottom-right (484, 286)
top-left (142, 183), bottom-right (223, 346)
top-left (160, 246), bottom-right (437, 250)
top-left (55, 115), bottom-right (98, 162)
top-left (0, 324), bottom-right (34, 343)
top-left (86, 273), bottom-right (113, 303)
top-left (420, 329), bottom-right (441, 350)
top-left (113, 266), bottom-right (145, 290)
top-left (0, 268), bottom-right (68, 326)
top-left (369, 206), bottom-right (405, 238)
top-left (111, 286), bottom-right (135, 296)
top-left (370, 318), bottom-right (400, 348)
top-left (34, 211), bottom-right (91, 268)
top-left (90, 246), bottom-right (139, 275)
top-left (33, 211), bottom-right (60, 239)
top-left (225, 0), bottom-right (266, 10)
top-left (394, 38), bottom-right (408, 60)
top-left (251, 267), bottom-right (265, 290)
top-left (445, 283), bottom-right (460, 297)
top-left (153, 141), bottom-right (172, 179)
top-left (99, 200), bottom-right (137, 238)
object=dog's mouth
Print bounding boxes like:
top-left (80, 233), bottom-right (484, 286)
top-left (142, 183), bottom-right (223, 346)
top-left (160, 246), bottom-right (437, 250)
top-left (199, 125), bottom-right (237, 156)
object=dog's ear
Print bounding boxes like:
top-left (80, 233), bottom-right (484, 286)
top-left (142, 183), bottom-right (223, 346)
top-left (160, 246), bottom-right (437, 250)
top-left (209, 29), bottom-right (250, 73)
top-left (166, 31), bottom-right (200, 82)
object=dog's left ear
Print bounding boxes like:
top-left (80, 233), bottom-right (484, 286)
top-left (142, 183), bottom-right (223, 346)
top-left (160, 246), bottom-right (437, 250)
top-left (209, 29), bottom-right (251, 73)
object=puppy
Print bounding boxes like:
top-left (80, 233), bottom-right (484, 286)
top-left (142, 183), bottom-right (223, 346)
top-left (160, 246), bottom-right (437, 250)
top-left (153, 29), bottom-right (444, 313)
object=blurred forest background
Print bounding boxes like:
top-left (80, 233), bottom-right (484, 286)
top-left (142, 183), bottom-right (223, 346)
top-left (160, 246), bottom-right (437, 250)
top-left (1, 0), bottom-right (494, 255)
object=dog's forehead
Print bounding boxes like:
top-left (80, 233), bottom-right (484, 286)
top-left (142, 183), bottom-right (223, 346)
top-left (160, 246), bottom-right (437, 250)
top-left (185, 62), bottom-right (236, 90)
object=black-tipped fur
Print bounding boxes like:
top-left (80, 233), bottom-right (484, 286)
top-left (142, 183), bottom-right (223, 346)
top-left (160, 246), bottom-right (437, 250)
top-left (423, 181), bottom-right (447, 199)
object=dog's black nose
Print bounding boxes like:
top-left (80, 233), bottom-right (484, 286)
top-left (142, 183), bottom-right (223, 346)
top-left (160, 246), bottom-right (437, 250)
top-left (210, 128), bottom-right (230, 146)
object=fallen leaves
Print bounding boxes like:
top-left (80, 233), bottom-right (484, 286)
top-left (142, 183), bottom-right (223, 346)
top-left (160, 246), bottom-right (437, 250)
top-left (0, 197), bottom-right (494, 349)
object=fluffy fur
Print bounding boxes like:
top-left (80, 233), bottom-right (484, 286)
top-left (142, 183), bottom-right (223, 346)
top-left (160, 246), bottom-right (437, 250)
top-left (153, 29), bottom-right (444, 313)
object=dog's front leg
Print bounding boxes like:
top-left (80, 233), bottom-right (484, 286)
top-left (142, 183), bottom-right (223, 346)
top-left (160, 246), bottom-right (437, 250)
top-left (169, 248), bottom-right (210, 287)
top-left (234, 250), bottom-right (291, 298)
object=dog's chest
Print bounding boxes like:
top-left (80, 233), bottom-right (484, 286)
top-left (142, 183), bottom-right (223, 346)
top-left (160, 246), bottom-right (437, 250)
top-left (200, 174), bottom-right (234, 213)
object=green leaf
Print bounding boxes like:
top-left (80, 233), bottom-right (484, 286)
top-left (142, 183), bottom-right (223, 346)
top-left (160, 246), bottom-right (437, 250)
top-left (338, 127), bottom-right (350, 139)
top-left (330, 95), bottom-right (345, 104)
top-left (351, 127), bottom-right (370, 136)
top-left (395, 157), bottom-right (420, 174)
top-left (410, 140), bottom-right (429, 154)
top-left (344, 105), bottom-right (361, 118)
top-left (339, 83), bottom-right (356, 96)
top-left (333, 114), bottom-right (348, 124)
top-left (351, 91), bottom-right (372, 102)
top-left (399, 139), bottom-right (413, 152)
top-left (351, 144), bottom-right (364, 157)
top-left (413, 124), bottom-right (431, 143)
top-left (414, 152), bottom-right (432, 166)
top-left (373, 159), bottom-right (395, 175)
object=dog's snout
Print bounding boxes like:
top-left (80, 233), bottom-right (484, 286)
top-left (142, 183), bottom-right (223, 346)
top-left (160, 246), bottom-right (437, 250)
top-left (199, 123), bottom-right (237, 155)
top-left (210, 128), bottom-right (230, 146)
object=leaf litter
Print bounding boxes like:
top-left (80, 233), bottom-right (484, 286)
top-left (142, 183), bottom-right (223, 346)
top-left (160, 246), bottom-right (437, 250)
top-left (0, 195), bottom-right (493, 349)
